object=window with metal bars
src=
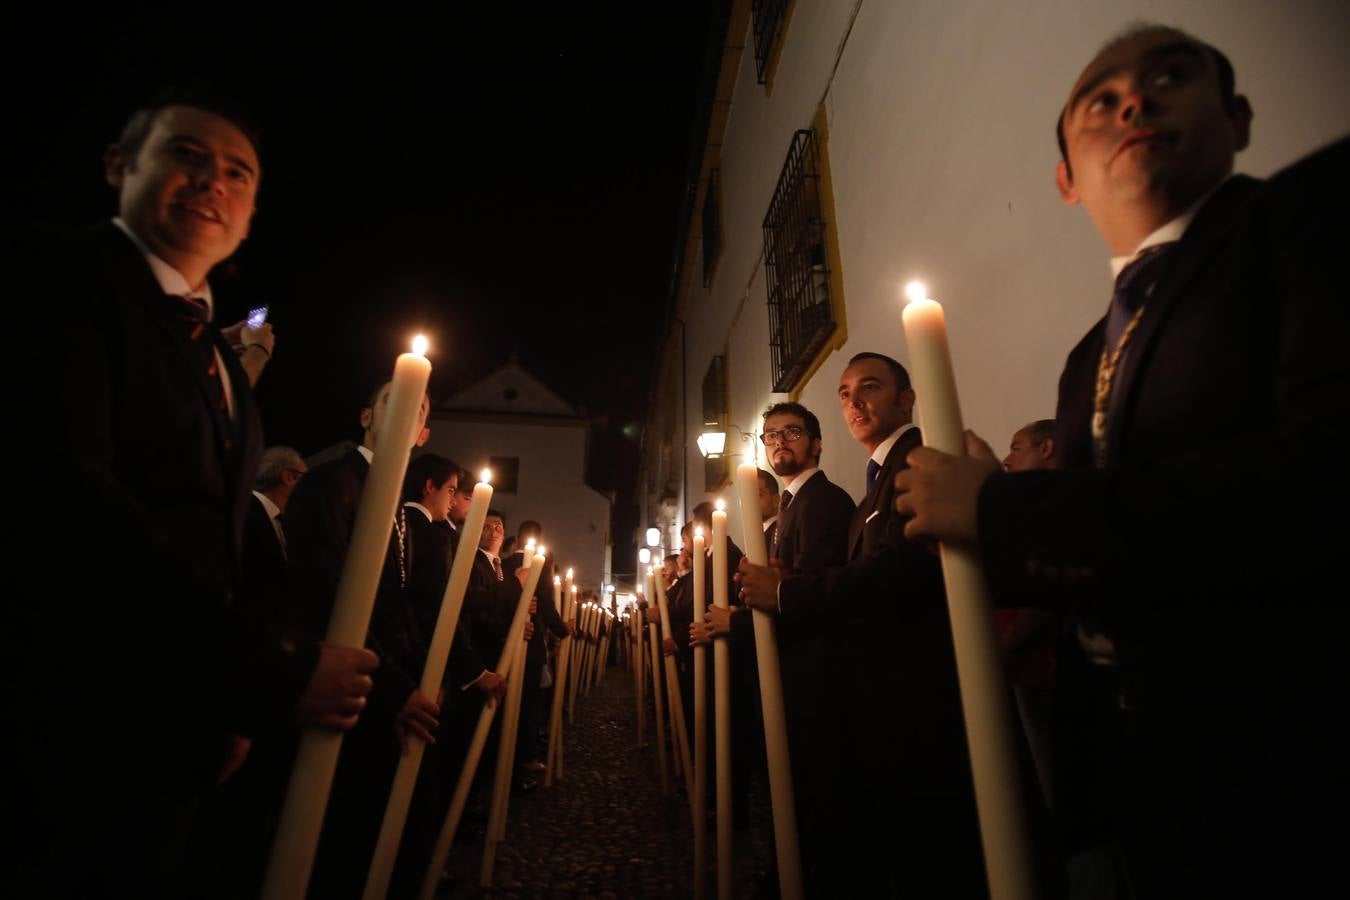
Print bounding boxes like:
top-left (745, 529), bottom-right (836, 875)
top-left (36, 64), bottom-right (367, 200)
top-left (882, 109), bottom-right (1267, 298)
top-left (764, 129), bottom-right (835, 393)
top-left (751, 0), bottom-right (790, 84)
top-left (702, 169), bottom-right (722, 288)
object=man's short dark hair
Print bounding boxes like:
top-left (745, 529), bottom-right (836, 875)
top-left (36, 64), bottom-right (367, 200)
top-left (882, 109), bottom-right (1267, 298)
top-left (665, 554), bottom-right (680, 565)
top-left (486, 508), bottom-right (506, 523)
top-left (757, 468), bottom-right (780, 495)
top-left (847, 352), bottom-right (911, 391)
top-left (1055, 25), bottom-right (1238, 175)
top-left (690, 501), bottom-right (715, 531)
top-left (518, 519), bottom-right (543, 543)
top-left (763, 401), bottom-right (822, 439)
top-left (1024, 419), bottom-right (1057, 445)
top-left (116, 86), bottom-right (264, 168)
top-left (403, 453), bottom-right (457, 503)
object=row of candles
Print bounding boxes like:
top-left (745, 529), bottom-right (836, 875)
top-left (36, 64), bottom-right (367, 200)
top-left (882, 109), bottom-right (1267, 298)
top-left (259, 279), bottom-right (1034, 900)
top-left (634, 282), bottom-right (1032, 900)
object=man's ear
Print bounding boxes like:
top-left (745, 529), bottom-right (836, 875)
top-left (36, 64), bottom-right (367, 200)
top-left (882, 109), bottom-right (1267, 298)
top-left (899, 388), bottom-right (916, 415)
top-left (810, 436), bottom-right (823, 462)
top-left (1040, 438), bottom-right (1056, 463)
top-left (359, 407), bottom-right (373, 431)
top-left (414, 426), bottom-right (430, 448)
top-left (1055, 161), bottom-right (1080, 206)
top-left (104, 144), bottom-right (128, 191)
top-left (1230, 94), bottom-right (1253, 153)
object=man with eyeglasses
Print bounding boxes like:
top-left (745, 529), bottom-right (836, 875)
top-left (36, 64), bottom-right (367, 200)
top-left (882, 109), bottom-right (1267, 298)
top-left (736, 353), bottom-right (984, 896)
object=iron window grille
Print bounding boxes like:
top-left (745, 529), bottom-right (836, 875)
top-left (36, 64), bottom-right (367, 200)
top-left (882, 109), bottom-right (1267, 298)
top-left (702, 169), bottom-right (722, 288)
top-left (764, 129), bottom-right (835, 393)
top-left (751, 0), bottom-right (790, 84)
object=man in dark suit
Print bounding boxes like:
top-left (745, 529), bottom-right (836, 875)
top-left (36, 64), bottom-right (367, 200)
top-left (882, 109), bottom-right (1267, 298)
top-left (9, 92), bottom-right (376, 897)
top-left (754, 401), bottom-right (857, 891)
top-left (739, 353), bottom-right (985, 898)
top-left (502, 521), bottom-right (570, 783)
top-left (283, 382), bottom-right (439, 898)
top-left (895, 25), bottom-right (1349, 896)
top-left (757, 467), bottom-right (782, 550)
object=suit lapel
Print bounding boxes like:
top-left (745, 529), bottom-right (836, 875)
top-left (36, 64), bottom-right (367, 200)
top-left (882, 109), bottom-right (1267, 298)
top-left (847, 428), bottom-right (920, 559)
top-left (1106, 177), bottom-right (1259, 463)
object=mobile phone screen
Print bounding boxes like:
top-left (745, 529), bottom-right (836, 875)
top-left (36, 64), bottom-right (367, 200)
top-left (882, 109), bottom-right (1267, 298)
top-left (246, 305), bottom-right (269, 329)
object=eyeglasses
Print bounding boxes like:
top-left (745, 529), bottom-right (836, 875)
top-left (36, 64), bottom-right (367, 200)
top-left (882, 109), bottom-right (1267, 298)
top-left (760, 425), bottom-right (807, 446)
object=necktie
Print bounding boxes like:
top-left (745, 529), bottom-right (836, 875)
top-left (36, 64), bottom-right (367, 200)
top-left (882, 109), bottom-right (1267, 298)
top-left (866, 459), bottom-right (881, 493)
top-left (493, 556), bottom-right (504, 582)
top-left (166, 294), bottom-right (229, 425)
top-left (779, 490), bottom-right (793, 512)
top-left (272, 512), bottom-right (288, 558)
top-left (1105, 242), bottom-right (1177, 350)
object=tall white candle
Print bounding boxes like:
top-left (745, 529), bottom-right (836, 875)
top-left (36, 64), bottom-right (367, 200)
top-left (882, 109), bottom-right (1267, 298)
top-left (646, 569), bottom-right (670, 794)
top-left (654, 564), bottom-right (693, 786)
top-left (711, 500), bottom-right (732, 900)
top-left (363, 468), bottom-right (492, 899)
top-left (692, 527), bottom-right (708, 900)
top-left (419, 547), bottom-right (545, 900)
top-left (263, 337), bottom-right (431, 900)
top-left (734, 451), bottom-right (803, 900)
top-left (901, 282), bottom-right (1034, 900)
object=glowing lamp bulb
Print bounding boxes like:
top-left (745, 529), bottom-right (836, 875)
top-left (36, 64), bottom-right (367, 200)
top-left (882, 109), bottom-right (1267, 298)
top-left (904, 280), bottom-right (928, 303)
top-left (411, 334), bottom-right (429, 356)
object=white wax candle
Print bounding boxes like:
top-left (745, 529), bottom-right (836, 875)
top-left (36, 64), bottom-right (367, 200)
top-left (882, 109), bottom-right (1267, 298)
top-left (732, 451), bottom-right (802, 900)
top-left (365, 469), bottom-right (492, 899)
top-left (901, 283), bottom-right (1034, 900)
top-left (265, 338), bottom-right (431, 900)
top-left (710, 500), bottom-right (732, 900)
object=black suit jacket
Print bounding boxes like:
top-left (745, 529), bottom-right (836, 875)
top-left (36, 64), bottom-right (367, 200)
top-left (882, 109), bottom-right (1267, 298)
top-left (285, 450), bottom-right (419, 714)
top-left (463, 549), bottom-right (518, 672)
top-left (10, 221), bottom-right (310, 892)
top-left (404, 507), bottom-right (493, 692)
top-left (240, 494), bottom-right (291, 624)
top-left (503, 551), bottom-right (570, 672)
top-left (976, 138), bottom-right (1350, 891)
top-left (777, 428), bottom-right (969, 780)
top-left (772, 469), bottom-right (855, 714)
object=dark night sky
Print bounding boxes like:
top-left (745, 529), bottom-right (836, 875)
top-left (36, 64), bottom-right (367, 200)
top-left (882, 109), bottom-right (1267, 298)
top-left (4, 2), bottom-right (719, 546)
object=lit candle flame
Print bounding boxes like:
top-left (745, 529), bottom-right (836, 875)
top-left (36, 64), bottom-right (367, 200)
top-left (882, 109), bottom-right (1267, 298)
top-left (480, 468), bottom-right (492, 484)
top-left (536, 545), bottom-right (546, 557)
top-left (694, 526), bottom-right (704, 539)
top-left (411, 334), bottom-right (429, 356)
top-left (526, 538), bottom-right (537, 549)
top-left (571, 584), bottom-right (578, 593)
top-left (904, 280), bottom-right (928, 304)
top-left (715, 498), bottom-right (726, 512)
top-left (554, 576), bottom-right (562, 585)
top-left (743, 447), bottom-right (755, 466)
top-left (566, 567), bottom-right (574, 579)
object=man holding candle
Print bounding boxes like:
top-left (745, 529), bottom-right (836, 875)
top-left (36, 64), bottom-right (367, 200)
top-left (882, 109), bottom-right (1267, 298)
top-left (737, 354), bottom-right (984, 896)
top-left (284, 381), bottom-right (441, 897)
top-left (8, 90), bottom-right (380, 896)
top-left (893, 25), bottom-right (1348, 895)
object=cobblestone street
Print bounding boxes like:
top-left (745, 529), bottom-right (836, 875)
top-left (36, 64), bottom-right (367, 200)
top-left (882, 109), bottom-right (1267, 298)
top-left (438, 662), bottom-right (772, 899)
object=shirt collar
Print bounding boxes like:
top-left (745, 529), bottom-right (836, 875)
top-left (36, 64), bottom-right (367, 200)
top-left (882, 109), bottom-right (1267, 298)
top-left (783, 466), bottom-right (820, 497)
top-left (252, 490), bottom-right (281, 520)
top-left (404, 501), bottom-right (433, 523)
top-left (478, 547), bottom-right (499, 563)
top-left (356, 445), bottom-right (374, 465)
top-left (1108, 177), bottom-right (1229, 278)
top-left (870, 424), bottom-right (918, 467)
top-left (112, 217), bottom-right (214, 315)
top-left (761, 515), bottom-right (777, 533)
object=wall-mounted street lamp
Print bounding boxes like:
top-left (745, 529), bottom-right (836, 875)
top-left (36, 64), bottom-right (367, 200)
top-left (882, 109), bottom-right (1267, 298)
top-left (646, 527), bottom-right (662, 548)
top-left (638, 547), bottom-right (651, 565)
top-left (697, 422), bottom-right (753, 459)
